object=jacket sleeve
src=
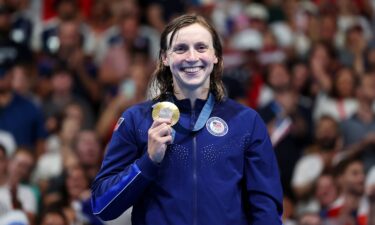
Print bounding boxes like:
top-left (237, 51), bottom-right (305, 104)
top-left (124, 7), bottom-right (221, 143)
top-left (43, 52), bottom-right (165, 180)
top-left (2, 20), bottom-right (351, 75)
top-left (91, 108), bottom-right (159, 221)
top-left (245, 113), bottom-right (283, 224)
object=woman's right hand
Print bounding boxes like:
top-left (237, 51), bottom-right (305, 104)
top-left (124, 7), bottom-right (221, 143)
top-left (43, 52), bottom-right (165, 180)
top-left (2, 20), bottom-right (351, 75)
top-left (147, 118), bottom-right (172, 163)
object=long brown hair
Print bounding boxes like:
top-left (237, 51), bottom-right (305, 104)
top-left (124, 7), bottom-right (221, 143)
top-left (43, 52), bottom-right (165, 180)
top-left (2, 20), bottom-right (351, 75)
top-left (150, 14), bottom-right (225, 102)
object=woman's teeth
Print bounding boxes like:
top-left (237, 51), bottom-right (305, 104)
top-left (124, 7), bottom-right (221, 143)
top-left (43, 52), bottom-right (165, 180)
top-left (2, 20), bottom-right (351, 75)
top-left (183, 67), bottom-right (201, 73)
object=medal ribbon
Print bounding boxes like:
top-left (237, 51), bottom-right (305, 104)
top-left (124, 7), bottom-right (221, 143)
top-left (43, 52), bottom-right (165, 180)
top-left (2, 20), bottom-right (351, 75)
top-left (191, 93), bottom-right (215, 131)
top-left (171, 93), bottom-right (215, 139)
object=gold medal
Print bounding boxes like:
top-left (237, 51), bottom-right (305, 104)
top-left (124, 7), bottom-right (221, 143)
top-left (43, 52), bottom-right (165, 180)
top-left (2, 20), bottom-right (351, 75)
top-left (152, 102), bottom-right (180, 126)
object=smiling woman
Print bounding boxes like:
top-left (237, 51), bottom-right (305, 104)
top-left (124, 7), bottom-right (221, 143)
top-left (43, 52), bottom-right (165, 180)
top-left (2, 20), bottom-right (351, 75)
top-left (162, 23), bottom-right (218, 103)
top-left (91, 14), bottom-right (283, 225)
top-left (153, 14), bottom-right (225, 104)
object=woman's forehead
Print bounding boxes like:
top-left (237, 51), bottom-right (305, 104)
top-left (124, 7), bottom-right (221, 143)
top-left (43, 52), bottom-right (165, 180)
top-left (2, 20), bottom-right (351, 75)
top-left (166, 23), bottom-right (213, 46)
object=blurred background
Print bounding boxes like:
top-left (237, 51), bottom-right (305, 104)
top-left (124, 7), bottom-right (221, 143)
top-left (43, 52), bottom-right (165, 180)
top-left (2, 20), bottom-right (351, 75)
top-left (0, 0), bottom-right (375, 224)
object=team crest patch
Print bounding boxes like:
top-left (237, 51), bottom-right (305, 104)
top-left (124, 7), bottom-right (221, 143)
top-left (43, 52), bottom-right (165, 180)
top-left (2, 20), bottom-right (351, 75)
top-left (206, 117), bottom-right (228, 136)
top-left (114, 117), bottom-right (124, 131)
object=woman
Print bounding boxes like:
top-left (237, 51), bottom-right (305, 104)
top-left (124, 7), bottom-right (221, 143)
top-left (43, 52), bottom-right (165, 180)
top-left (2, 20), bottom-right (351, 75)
top-left (91, 14), bottom-right (283, 225)
top-left (313, 66), bottom-right (358, 121)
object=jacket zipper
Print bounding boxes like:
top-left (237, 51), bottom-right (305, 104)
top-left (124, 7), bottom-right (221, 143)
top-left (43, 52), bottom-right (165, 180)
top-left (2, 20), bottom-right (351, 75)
top-left (191, 108), bottom-right (197, 225)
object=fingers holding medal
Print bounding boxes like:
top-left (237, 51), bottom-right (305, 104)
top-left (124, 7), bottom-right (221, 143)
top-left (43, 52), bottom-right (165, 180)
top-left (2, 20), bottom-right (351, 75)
top-left (152, 102), bottom-right (180, 126)
top-left (147, 102), bottom-right (180, 163)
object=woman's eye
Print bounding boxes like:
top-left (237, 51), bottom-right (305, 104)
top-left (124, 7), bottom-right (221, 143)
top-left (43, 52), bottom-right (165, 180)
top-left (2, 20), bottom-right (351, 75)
top-left (197, 45), bottom-right (208, 52)
top-left (173, 46), bottom-right (187, 54)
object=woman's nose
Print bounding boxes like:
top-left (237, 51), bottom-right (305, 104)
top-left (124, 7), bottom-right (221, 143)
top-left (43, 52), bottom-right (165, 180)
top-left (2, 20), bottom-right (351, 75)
top-left (185, 49), bottom-right (198, 62)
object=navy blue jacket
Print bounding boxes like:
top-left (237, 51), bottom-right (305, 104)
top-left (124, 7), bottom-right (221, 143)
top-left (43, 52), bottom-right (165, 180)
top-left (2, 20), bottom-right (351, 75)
top-left (91, 97), bottom-right (283, 225)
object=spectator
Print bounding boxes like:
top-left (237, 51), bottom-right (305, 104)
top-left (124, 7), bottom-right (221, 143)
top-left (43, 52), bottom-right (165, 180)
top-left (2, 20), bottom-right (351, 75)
top-left (11, 63), bottom-right (39, 105)
top-left (338, 21), bottom-right (368, 76)
top-left (38, 20), bottom-right (100, 108)
top-left (340, 73), bottom-right (375, 171)
top-left (7, 0), bottom-right (35, 47)
top-left (317, 13), bottom-right (338, 46)
top-left (42, 66), bottom-right (95, 134)
top-left (222, 45), bottom-right (263, 107)
top-left (98, 10), bottom-right (153, 88)
top-left (0, 65), bottom-right (47, 158)
top-left (33, 0), bottom-right (94, 55)
top-left (33, 113), bottom-right (83, 191)
top-left (328, 157), bottom-right (368, 225)
top-left (335, 0), bottom-right (372, 51)
top-left (44, 165), bottom-right (103, 225)
top-left (38, 207), bottom-right (68, 225)
top-left (308, 41), bottom-right (339, 97)
top-left (63, 101), bottom-right (93, 130)
top-left (258, 28), bottom-right (286, 66)
top-left (292, 116), bottom-right (341, 199)
top-left (314, 66), bottom-right (359, 122)
top-left (0, 148), bottom-right (38, 223)
top-left (290, 59), bottom-right (314, 109)
top-left (259, 73), bottom-right (312, 199)
top-left (72, 130), bottom-right (102, 183)
top-left (96, 39), bottom-right (152, 141)
top-left (65, 165), bottom-right (102, 225)
top-left (258, 62), bottom-right (291, 108)
top-left (143, 2), bottom-right (165, 33)
top-left (95, 0), bottom-right (159, 64)
top-left (87, 0), bottom-right (115, 49)
top-left (315, 174), bottom-right (339, 219)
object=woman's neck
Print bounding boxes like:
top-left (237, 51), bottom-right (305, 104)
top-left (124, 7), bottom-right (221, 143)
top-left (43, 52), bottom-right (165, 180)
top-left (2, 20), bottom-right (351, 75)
top-left (174, 88), bottom-right (209, 108)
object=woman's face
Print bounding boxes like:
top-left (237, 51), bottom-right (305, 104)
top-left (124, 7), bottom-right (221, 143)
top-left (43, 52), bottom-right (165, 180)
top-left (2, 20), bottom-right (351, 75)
top-left (268, 63), bottom-right (290, 89)
top-left (66, 167), bottom-right (88, 199)
top-left (292, 63), bottom-right (309, 91)
top-left (311, 44), bottom-right (330, 68)
top-left (163, 23), bottom-right (218, 94)
top-left (335, 69), bottom-right (355, 98)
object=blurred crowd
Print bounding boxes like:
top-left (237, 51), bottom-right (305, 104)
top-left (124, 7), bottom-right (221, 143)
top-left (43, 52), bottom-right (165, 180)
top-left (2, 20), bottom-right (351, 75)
top-left (0, 0), bottom-right (375, 224)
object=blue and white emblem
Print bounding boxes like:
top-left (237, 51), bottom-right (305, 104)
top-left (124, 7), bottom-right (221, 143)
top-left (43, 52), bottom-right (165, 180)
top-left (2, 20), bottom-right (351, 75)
top-left (206, 117), bottom-right (228, 136)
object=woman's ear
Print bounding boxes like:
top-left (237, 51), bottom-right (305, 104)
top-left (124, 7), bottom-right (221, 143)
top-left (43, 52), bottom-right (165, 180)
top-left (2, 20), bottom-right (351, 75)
top-left (214, 56), bottom-right (218, 64)
top-left (162, 53), bottom-right (169, 66)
